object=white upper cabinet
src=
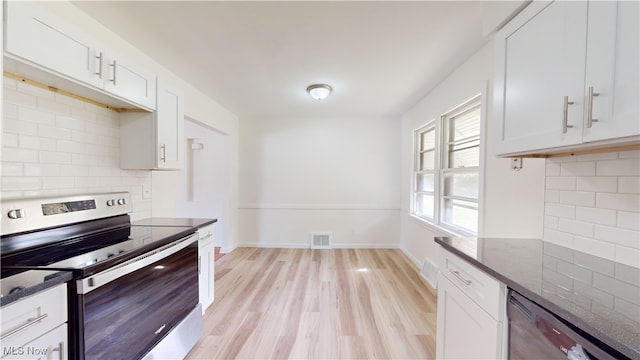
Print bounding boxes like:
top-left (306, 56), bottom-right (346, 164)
top-left (102, 49), bottom-right (157, 110)
top-left (119, 79), bottom-right (184, 170)
top-left (582, 1), bottom-right (639, 143)
top-left (4, 1), bottom-right (104, 89)
top-left (3, 1), bottom-right (157, 111)
top-left (493, 0), bottom-right (639, 156)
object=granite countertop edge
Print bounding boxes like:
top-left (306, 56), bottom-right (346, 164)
top-left (435, 237), bottom-right (638, 360)
top-left (1, 271), bottom-right (73, 307)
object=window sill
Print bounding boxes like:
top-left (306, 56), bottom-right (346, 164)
top-left (408, 213), bottom-right (475, 238)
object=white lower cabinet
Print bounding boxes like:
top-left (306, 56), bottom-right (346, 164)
top-left (1, 284), bottom-right (68, 360)
top-left (198, 224), bottom-right (215, 315)
top-left (436, 249), bottom-right (507, 359)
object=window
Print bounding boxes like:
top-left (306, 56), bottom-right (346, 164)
top-left (412, 96), bottom-right (481, 235)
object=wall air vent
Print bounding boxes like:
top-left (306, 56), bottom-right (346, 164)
top-left (310, 232), bottom-right (332, 250)
top-left (420, 257), bottom-right (438, 290)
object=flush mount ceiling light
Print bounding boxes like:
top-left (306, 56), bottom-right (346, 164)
top-left (306, 84), bottom-right (332, 100)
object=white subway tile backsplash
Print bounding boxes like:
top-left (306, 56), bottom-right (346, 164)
top-left (615, 246), bottom-right (638, 268)
top-left (55, 115), bottom-right (86, 131)
top-left (559, 191), bottom-right (595, 207)
top-left (574, 252), bottom-right (614, 276)
top-left (2, 177), bottom-right (41, 191)
top-left (614, 262), bottom-right (640, 286)
top-left (597, 159), bottom-right (640, 176)
top-left (5, 88), bottom-right (37, 108)
top-left (594, 225), bottom-right (640, 249)
top-left (544, 228), bottom-right (574, 248)
top-left (576, 176), bottom-right (617, 193)
top-left (546, 176), bottom-right (576, 190)
top-left (37, 97), bottom-right (71, 115)
top-left (1, 77), bottom-right (152, 220)
top-left (39, 151), bottom-right (72, 165)
top-left (559, 218), bottom-right (594, 237)
top-left (3, 148), bottom-right (39, 163)
top-left (545, 190), bottom-right (560, 203)
top-left (545, 215), bottom-right (560, 229)
top-left (573, 236), bottom-right (616, 260)
top-left (561, 161), bottom-right (596, 176)
top-left (37, 124), bottom-right (72, 140)
top-left (596, 193), bottom-right (640, 212)
top-left (545, 203), bottom-right (576, 218)
top-left (546, 161), bottom-right (561, 176)
top-left (19, 135), bottom-right (57, 151)
top-left (545, 151), bottom-right (640, 268)
top-left (3, 133), bottom-right (18, 148)
top-left (2, 162), bottom-right (24, 177)
top-left (617, 211), bottom-right (640, 231)
top-left (618, 177), bottom-right (640, 194)
top-left (575, 206), bottom-right (616, 226)
top-left (3, 119), bottom-right (39, 136)
top-left (18, 106), bottom-right (56, 125)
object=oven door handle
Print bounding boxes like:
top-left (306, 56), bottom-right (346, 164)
top-left (77, 233), bottom-right (199, 294)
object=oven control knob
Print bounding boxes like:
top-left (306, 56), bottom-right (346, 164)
top-left (7, 209), bottom-right (26, 219)
top-left (117, 198), bottom-right (127, 205)
top-left (106, 199), bottom-right (116, 207)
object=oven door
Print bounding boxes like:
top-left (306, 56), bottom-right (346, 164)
top-left (74, 234), bottom-right (199, 360)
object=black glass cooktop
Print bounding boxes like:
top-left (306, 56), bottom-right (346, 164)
top-left (2, 225), bottom-right (196, 278)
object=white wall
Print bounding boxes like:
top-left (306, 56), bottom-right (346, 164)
top-left (543, 150), bottom-right (640, 268)
top-left (1, 78), bottom-right (152, 220)
top-left (175, 119), bottom-right (231, 249)
top-left (400, 41), bottom-right (545, 269)
top-left (239, 115), bottom-right (401, 248)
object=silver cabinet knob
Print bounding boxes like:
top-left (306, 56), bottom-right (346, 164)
top-left (7, 209), bottom-right (26, 219)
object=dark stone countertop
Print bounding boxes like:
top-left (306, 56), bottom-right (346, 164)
top-left (131, 217), bottom-right (217, 228)
top-left (435, 237), bottom-right (639, 360)
top-left (1, 270), bottom-right (73, 307)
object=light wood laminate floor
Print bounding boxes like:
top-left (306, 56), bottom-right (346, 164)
top-left (186, 248), bottom-right (437, 359)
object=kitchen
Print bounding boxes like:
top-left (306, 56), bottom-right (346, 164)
top-left (0, 1), bottom-right (638, 359)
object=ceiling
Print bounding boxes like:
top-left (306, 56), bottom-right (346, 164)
top-left (72, 1), bottom-right (488, 118)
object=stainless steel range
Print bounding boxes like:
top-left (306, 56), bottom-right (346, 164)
top-left (1, 192), bottom-right (202, 360)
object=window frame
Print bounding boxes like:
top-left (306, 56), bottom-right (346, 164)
top-left (411, 95), bottom-right (482, 237)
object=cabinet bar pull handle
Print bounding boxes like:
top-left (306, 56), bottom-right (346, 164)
top-left (52, 341), bottom-right (64, 360)
top-left (198, 255), bottom-right (202, 275)
top-left (95, 52), bottom-right (103, 78)
top-left (562, 96), bottom-right (575, 133)
top-left (586, 86), bottom-right (600, 128)
top-left (449, 269), bottom-right (472, 286)
top-left (160, 144), bottom-right (167, 162)
top-left (109, 60), bottom-right (117, 85)
top-left (0, 313), bottom-right (48, 340)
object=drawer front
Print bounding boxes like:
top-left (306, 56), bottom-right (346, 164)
top-left (1, 324), bottom-right (68, 360)
top-left (440, 250), bottom-right (505, 320)
top-left (197, 224), bottom-right (215, 248)
top-left (1, 284), bottom-right (67, 349)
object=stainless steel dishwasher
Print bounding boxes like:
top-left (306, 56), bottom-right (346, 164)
top-left (508, 290), bottom-right (629, 360)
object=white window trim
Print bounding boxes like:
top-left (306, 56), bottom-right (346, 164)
top-left (411, 94), bottom-right (482, 237)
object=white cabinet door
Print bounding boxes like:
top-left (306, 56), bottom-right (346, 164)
top-left (156, 79), bottom-right (184, 169)
top-left (198, 225), bottom-right (215, 314)
top-left (494, 1), bottom-right (588, 155)
top-left (436, 275), bottom-right (504, 360)
top-left (582, 1), bottom-right (640, 142)
top-left (102, 51), bottom-right (157, 110)
top-left (119, 79), bottom-right (184, 170)
top-left (4, 1), bottom-right (103, 89)
top-left (0, 324), bottom-right (68, 360)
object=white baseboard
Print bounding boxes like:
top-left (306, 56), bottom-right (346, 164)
top-left (237, 242), bottom-right (400, 249)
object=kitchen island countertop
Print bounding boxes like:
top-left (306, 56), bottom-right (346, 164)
top-left (435, 236), bottom-right (639, 359)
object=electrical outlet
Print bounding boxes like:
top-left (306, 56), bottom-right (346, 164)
top-left (142, 183), bottom-right (151, 199)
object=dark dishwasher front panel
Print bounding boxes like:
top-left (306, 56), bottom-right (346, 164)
top-left (80, 241), bottom-right (199, 360)
top-left (508, 290), bottom-right (628, 360)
